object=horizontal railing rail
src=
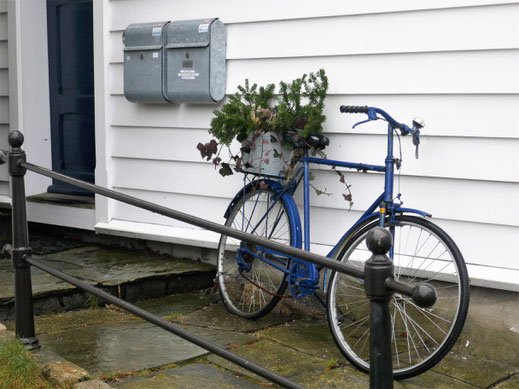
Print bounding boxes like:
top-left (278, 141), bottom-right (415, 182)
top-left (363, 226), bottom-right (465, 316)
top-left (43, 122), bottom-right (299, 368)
top-left (21, 161), bottom-right (364, 278)
top-left (1, 130), bottom-right (437, 389)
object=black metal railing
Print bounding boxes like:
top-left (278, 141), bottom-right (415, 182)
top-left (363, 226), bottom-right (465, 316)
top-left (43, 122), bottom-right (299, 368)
top-left (0, 130), bottom-right (437, 389)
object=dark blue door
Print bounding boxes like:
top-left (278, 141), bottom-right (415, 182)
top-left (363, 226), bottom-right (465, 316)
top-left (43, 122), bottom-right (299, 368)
top-left (47, 0), bottom-right (95, 196)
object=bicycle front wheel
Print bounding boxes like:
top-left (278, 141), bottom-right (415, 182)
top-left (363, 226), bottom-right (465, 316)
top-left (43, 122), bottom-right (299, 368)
top-left (326, 215), bottom-right (469, 379)
top-left (217, 184), bottom-right (295, 319)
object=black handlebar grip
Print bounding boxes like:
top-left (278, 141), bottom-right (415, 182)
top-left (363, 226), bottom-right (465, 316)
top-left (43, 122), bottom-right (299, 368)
top-left (340, 105), bottom-right (369, 114)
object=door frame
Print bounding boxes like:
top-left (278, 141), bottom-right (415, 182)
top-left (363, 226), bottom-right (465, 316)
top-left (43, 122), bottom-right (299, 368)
top-left (5, 0), bottom-right (106, 230)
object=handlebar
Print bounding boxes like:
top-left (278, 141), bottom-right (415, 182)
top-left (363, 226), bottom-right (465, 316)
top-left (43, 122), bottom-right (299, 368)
top-left (339, 105), bottom-right (369, 114)
top-left (340, 105), bottom-right (424, 158)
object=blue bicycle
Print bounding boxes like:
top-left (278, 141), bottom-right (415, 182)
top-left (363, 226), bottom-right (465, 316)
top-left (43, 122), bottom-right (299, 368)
top-left (215, 106), bottom-right (470, 379)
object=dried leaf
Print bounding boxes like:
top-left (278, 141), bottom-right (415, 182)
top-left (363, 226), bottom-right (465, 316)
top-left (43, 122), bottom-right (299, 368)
top-left (196, 139), bottom-right (218, 161)
top-left (219, 163), bottom-right (234, 177)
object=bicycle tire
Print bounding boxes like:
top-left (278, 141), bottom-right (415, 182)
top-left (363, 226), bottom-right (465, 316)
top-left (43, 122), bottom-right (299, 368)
top-left (216, 184), bottom-right (295, 319)
top-left (326, 215), bottom-right (469, 379)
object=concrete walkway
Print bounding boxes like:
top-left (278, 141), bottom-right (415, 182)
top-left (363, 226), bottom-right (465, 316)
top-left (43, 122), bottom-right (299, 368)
top-left (1, 236), bottom-right (518, 388)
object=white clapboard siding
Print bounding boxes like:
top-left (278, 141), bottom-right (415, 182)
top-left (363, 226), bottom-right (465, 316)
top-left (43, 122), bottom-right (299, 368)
top-left (306, 205), bottom-right (519, 269)
top-left (0, 5), bottom-right (8, 194)
top-left (109, 50), bottom-right (519, 96)
top-left (0, 124), bottom-right (7, 147)
top-left (101, 1), bottom-right (519, 288)
top-left (109, 4), bottom-right (519, 63)
top-left (0, 13), bottom-right (6, 40)
top-left (0, 124), bottom-right (7, 188)
top-left (108, 184), bottom-right (519, 272)
top-left (0, 69), bottom-right (8, 96)
top-left (108, 0), bottom-right (519, 30)
top-left (110, 94), bottom-right (519, 139)
top-left (0, 41), bottom-right (7, 69)
top-left (111, 127), bottom-right (518, 183)
top-left (110, 156), bottom-right (519, 227)
top-left (110, 188), bottom-right (235, 230)
top-left (0, 97), bottom-right (8, 125)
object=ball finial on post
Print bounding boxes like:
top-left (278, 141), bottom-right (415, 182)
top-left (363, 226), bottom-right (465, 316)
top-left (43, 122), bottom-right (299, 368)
top-left (412, 283), bottom-right (437, 308)
top-left (366, 227), bottom-right (392, 255)
top-left (8, 130), bottom-right (24, 149)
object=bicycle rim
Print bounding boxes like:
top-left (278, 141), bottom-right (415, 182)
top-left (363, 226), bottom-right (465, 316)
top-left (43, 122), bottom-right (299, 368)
top-left (327, 215), bottom-right (469, 379)
top-left (217, 186), bottom-right (293, 319)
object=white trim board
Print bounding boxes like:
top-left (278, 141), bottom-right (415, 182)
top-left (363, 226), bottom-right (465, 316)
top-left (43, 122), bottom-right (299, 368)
top-left (96, 219), bottom-right (519, 292)
top-left (27, 202), bottom-right (95, 231)
top-left (95, 219), bottom-right (221, 249)
top-left (0, 195), bottom-right (11, 207)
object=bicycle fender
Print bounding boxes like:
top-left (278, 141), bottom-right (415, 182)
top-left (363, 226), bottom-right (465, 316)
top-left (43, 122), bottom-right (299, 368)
top-left (394, 207), bottom-right (432, 218)
top-left (224, 179), bottom-right (302, 249)
top-left (224, 179), bottom-right (282, 219)
top-left (328, 208), bottom-right (431, 258)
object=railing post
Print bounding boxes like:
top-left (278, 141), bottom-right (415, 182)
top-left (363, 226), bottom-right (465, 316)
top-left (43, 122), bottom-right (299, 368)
top-left (364, 227), bottom-right (394, 389)
top-left (6, 130), bottom-right (40, 350)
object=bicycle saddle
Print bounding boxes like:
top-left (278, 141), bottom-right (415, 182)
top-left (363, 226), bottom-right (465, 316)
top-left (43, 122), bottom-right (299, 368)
top-left (284, 130), bottom-right (329, 150)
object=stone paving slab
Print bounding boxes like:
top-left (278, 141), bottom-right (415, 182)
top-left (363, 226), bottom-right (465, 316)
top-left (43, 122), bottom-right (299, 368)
top-left (396, 370), bottom-right (475, 388)
top-left (133, 291), bottom-right (220, 318)
top-left (494, 373), bottom-right (519, 388)
top-left (3, 284), bottom-right (518, 388)
top-left (0, 259), bottom-right (73, 300)
top-left (114, 363), bottom-right (262, 388)
top-left (207, 339), bottom-right (328, 380)
top-left (37, 318), bottom-right (255, 376)
top-left (36, 246), bottom-right (215, 287)
top-left (0, 245), bottom-right (216, 320)
top-left (3, 291), bottom-right (221, 334)
top-left (294, 366), bottom-right (394, 389)
top-left (430, 353), bottom-right (518, 388)
top-left (256, 320), bottom-right (344, 362)
top-left (452, 319), bottom-right (519, 368)
top-left (1, 246), bottom-right (215, 300)
top-left (170, 302), bottom-right (290, 333)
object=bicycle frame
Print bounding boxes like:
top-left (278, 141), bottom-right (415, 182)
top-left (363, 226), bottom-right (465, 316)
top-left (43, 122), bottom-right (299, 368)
top-left (233, 123), bottom-right (430, 296)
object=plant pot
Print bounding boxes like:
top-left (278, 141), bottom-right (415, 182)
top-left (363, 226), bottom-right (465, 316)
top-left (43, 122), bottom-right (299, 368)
top-left (241, 132), bottom-right (295, 177)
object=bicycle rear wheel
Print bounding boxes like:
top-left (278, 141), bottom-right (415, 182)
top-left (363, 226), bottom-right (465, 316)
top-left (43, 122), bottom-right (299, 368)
top-left (217, 184), bottom-right (295, 319)
top-left (326, 215), bottom-right (469, 379)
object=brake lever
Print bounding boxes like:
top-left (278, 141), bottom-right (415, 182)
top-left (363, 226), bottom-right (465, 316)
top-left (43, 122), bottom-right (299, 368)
top-left (352, 108), bottom-right (380, 129)
top-left (352, 118), bottom-right (374, 129)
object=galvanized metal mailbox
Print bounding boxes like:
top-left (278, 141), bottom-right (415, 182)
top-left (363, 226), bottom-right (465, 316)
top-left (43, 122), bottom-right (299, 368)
top-left (164, 18), bottom-right (226, 104)
top-left (123, 21), bottom-right (169, 103)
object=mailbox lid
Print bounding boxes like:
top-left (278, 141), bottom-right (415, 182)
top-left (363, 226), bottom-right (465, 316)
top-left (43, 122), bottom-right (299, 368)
top-left (124, 21), bottom-right (169, 50)
top-left (165, 18), bottom-right (213, 49)
top-left (123, 21), bottom-right (169, 103)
